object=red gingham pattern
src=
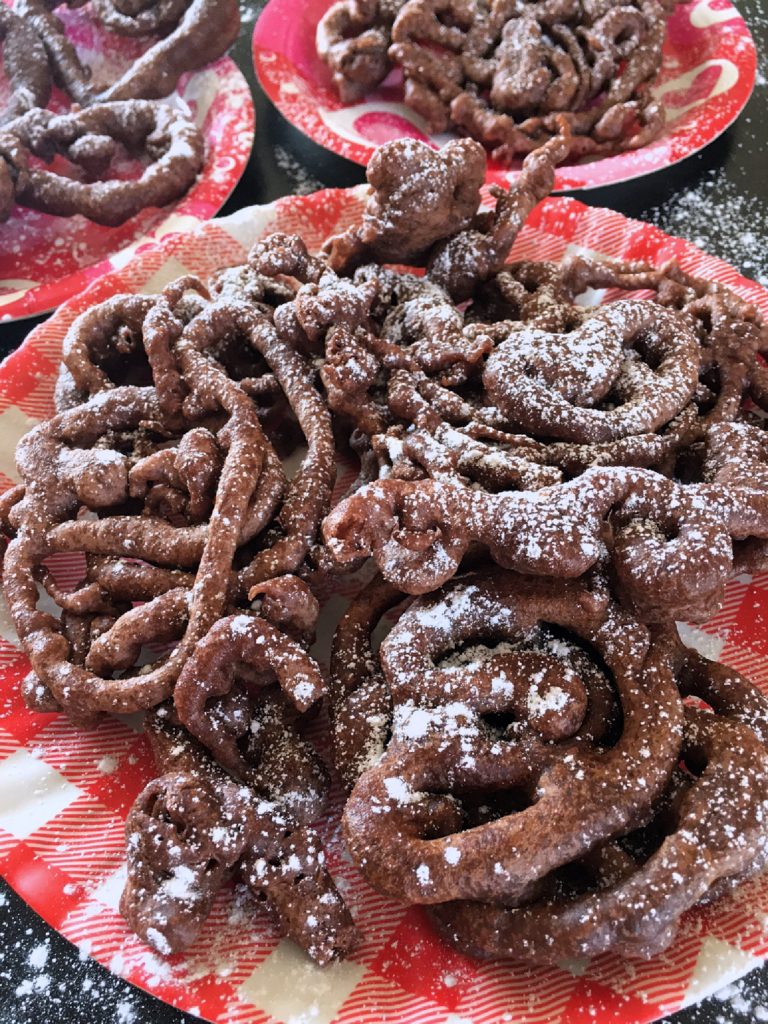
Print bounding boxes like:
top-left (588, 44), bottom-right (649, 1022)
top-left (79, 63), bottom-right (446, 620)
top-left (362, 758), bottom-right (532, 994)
top-left (252, 0), bottom-right (756, 192)
top-left (1, 188), bottom-right (768, 1024)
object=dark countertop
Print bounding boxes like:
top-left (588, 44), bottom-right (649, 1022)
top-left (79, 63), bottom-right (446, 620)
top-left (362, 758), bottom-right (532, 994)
top-left (1, 2), bottom-right (768, 1021)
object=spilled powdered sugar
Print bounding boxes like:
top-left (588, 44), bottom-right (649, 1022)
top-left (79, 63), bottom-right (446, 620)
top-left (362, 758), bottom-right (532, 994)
top-left (656, 967), bottom-right (768, 1024)
top-left (0, 887), bottom-right (148, 1022)
top-left (273, 147), bottom-right (324, 196)
top-left (646, 168), bottom-right (768, 287)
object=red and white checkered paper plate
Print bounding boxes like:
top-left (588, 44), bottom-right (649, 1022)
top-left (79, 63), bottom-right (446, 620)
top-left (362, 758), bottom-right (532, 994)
top-left (2, 188), bottom-right (768, 1024)
top-left (252, 0), bottom-right (756, 193)
top-left (0, 1), bottom-right (255, 324)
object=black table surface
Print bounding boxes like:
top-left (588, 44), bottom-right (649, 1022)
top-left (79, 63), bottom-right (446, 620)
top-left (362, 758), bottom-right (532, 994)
top-left (2, 3), bottom-right (768, 1021)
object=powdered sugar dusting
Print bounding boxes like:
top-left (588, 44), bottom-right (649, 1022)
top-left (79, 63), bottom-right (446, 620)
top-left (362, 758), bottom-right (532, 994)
top-left (647, 168), bottom-right (768, 287)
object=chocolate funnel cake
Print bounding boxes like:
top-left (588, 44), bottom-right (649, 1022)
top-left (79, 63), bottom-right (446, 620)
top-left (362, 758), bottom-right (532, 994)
top-left (318, 0), bottom-right (678, 161)
top-left (4, 135), bottom-right (768, 968)
top-left (0, 0), bottom-right (240, 223)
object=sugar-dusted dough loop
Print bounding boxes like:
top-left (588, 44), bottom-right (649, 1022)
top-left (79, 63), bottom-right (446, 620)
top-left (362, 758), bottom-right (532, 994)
top-left (122, 709), bottom-right (359, 962)
top-left (98, 0), bottom-right (240, 101)
top-left (430, 707), bottom-right (768, 961)
top-left (316, 0), bottom-right (407, 102)
top-left (6, 101), bottom-right (204, 226)
top-left (323, 434), bottom-right (768, 621)
top-left (174, 607), bottom-right (328, 821)
top-left (343, 569), bottom-right (683, 904)
top-left (0, 5), bottom-right (52, 124)
top-left (482, 300), bottom-right (700, 443)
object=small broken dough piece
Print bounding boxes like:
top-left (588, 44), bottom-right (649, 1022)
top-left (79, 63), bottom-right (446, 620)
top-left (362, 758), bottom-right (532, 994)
top-left (324, 136), bottom-right (486, 273)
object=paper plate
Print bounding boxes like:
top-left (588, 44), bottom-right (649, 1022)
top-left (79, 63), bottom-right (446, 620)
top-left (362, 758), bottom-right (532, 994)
top-left (252, 0), bottom-right (756, 192)
top-left (0, 1), bottom-right (255, 323)
top-left (2, 188), bottom-right (768, 1024)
